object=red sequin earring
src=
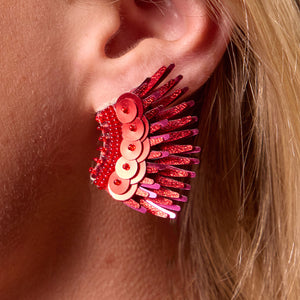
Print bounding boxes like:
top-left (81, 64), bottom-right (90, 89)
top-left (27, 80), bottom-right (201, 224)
top-left (89, 64), bottom-right (200, 219)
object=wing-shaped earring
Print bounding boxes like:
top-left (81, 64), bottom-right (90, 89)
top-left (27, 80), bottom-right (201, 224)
top-left (89, 64), bottom-right (200, 219)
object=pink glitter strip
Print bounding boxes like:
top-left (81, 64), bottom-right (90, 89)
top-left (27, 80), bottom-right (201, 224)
top-left (167, 129), bottom-right (199, 143)
top-left (140, 183), bottom-right (161, 190)
top-left (159, 204), bottom-right (181, 212)
top-left (132, 65), bottom-right (174, 98)
top-left (150, 120), bottom-right (168, 134)
top-left (155, 155), bottom-right (199, 166)
top-left (144, 105), bottom-right (163, 121)
top-left (140, 200), bottom-right (169, 218)
top-left (143, 75), bottom-right (183, 109)
top-left (150, 123), bottom-right (162, 134)
top-left (123, 199), bottom-right (140, 209)
top-left (153, 87), bottom-right (189, 108)
top-left (123, 199), bottom-right (147, 214)
top-left (160, 144), bottom-right (199, 155)
top-left (155, 188), bottom-right (180, 199)
top-left (184, 146), bottom-right (202, 154)
top-left (139, 187), bottom-right (157, 198)
top-left (143, 200), bottom-right (177, 219)
top-left (157, 100), bottom-right (195, 120)
top-left (149, 134), bottom-right (170, 146)
top-left (148, 150), bottom-right (170, 160)
top-left (140, 177), bottom-right (155, 185)
top-left (136, 188), bottom-right (149, 198)
top-left (159, 166), bottom-right (196, 178)
top-left (173, 195), bottom-right (188, 202)
top-left (132, 78), bottom-right (151, 98)
top-left (155, 175), bottom-right (191, 190)
top-left (148, 197), bottom-right (174, 206)
top-left (146, 163), bottom-right (166, 174)
top-left (161, 116), bottom-right (198, 132)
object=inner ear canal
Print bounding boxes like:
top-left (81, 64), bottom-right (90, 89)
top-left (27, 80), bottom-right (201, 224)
top-left (105, 15), bottom-right (153, 58)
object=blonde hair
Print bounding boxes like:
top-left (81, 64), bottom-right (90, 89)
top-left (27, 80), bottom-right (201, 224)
top-left (179, 0), bottom-right (300, 299)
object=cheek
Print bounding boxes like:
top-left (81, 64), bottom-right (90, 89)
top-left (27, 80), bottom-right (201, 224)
top-left (0, 1), bottom-right (96, 258)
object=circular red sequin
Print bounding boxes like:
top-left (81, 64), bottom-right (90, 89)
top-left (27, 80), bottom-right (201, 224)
top-left (108, 172), bottom-right (130, 195)
top-left (117, 93), bottom-right (144, 118)
top-left (120, 139), bottom-right (142, 160)
top-left (137, 138), bottom-right (151, 163)
top-left (122, 118), bottom-right (144, 141)
top-left (115, 99), bottom-right (137, 123)
top-left (108, 184), bottom-right (138, 201)
top-left (131, 161), bottom-right (147, 184)
top-left (116, 157), bottom-right (138, 179)
top-left (141, 116), bottom-right (150, 142)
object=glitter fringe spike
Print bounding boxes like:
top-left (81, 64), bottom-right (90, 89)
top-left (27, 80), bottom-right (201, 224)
top-left (89, 64), bottom-right (201, 219)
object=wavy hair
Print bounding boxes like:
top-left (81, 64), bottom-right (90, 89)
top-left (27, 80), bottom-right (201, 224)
top-left (179, 0), bottom-right (300, 299)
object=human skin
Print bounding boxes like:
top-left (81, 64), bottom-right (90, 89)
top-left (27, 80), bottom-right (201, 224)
top-left (0, 1), bottom-right (182, 298)
top-left (0, 0), bottom-right (95, 297)
top-left (0, 0), bottom-right (229, 298)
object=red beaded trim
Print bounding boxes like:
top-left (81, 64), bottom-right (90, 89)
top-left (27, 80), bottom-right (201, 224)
top-left (89, 106), bottom-right (122, 189)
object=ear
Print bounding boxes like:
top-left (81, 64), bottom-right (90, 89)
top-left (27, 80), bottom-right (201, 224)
top-left (67, 0), bottom-right (231, 111)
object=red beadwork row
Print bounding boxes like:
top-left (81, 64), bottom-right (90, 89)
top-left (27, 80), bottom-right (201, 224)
top-left (89, 106), bottom-right (122, 189)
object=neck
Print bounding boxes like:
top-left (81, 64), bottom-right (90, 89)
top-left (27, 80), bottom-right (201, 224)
top-left (3, 189), bottom-right (181, 299)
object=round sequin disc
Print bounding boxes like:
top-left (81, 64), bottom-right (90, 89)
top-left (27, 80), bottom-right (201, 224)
top-left (141, 116), bottom-right (150, 141)
top-left (116, 157), bottom-right (138, 180)
top-left (108, 172), bottom-right (130, 195)
top-left (131, 161), bottom-right (147, 185)
top-left (120, 139), bottom-right (142, 160)
top-left (117, 93), bottom-right (143, 118)
top-left (137, 138), bottom-right (151, 163)
top-left (122, 118), bottom-right (144, 141)
top-left (108, 184), bottom-right (138, 201)
top-left (115, 98), bottom-right (137, 124)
